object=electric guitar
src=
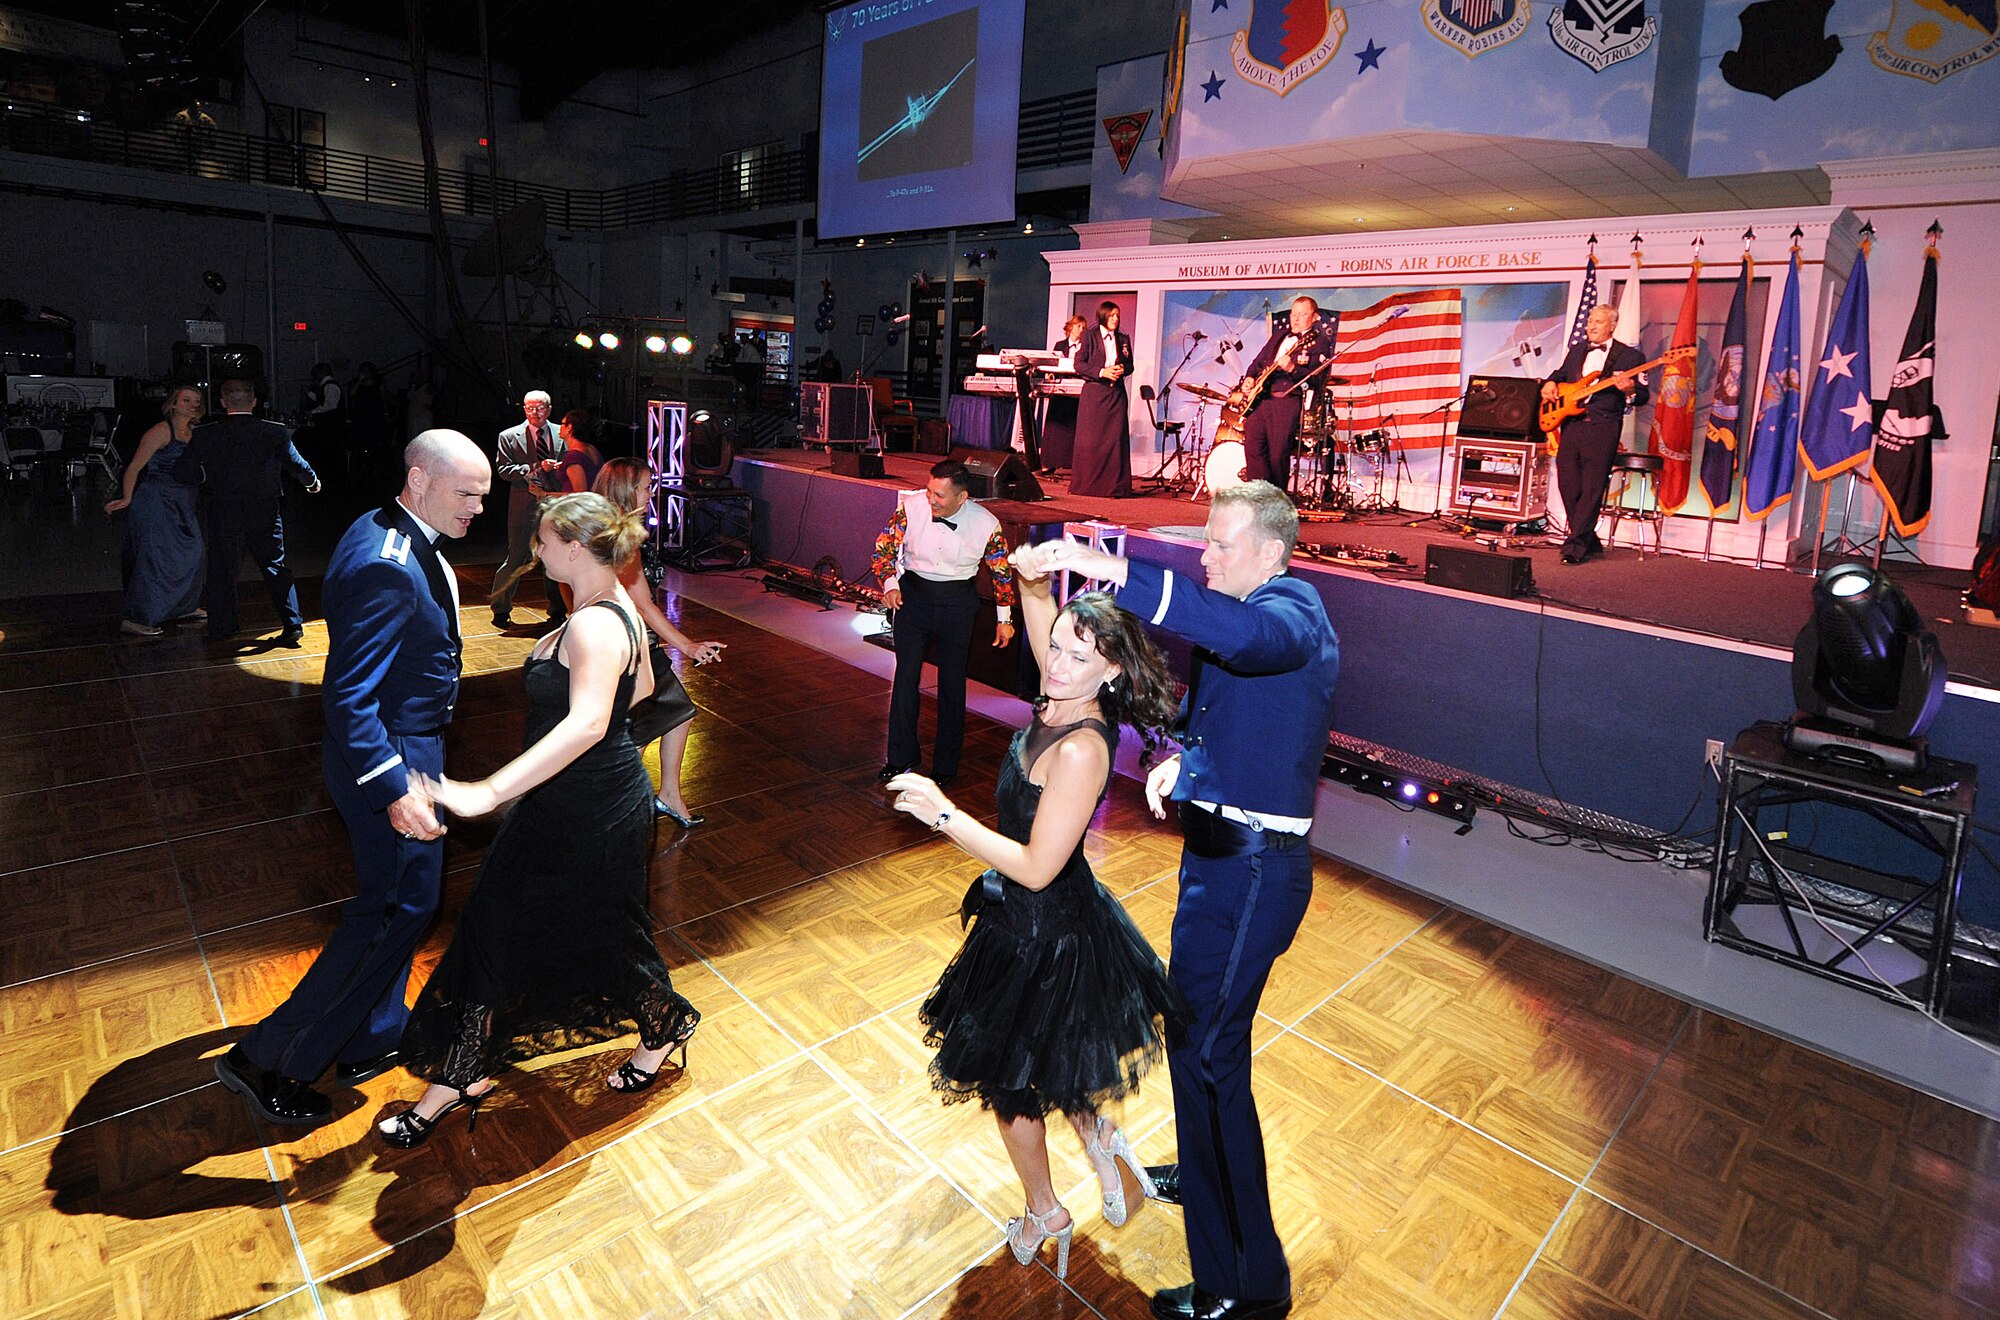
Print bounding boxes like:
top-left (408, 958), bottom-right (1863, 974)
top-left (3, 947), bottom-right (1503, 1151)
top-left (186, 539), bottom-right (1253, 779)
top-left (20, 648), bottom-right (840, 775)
top-left (1540, 345), bottom-right (1694, 453)
top-left (1221, 320), bottom-right (1322, 436)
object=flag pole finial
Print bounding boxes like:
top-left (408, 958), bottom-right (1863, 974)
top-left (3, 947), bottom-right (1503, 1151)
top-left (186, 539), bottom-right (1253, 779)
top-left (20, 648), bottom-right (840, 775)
top-left (1858, 219), bottom-right (1874, 258)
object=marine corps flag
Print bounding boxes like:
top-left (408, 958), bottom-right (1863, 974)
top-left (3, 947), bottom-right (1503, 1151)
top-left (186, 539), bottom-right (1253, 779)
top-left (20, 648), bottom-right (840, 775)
top-left (1743, 247), bottom-right (1803, 521)
top-left (1648, 260), bottom-right (1701, 512)
top-left (1798, 241), bottom-right (1873, 481)
top-left (1699, 254), bottom-right (1753, 512)
top-left (1871, 241), bottom-right (1946, 537)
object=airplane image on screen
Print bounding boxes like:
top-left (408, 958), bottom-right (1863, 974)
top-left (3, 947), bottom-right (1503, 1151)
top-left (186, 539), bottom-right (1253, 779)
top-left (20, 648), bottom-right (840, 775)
top-left (857, 57), bottom-right (976, 166)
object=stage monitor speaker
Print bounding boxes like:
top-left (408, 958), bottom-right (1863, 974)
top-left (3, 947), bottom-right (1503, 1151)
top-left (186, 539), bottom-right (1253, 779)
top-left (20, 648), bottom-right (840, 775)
top-left (800, 382), bottom-right (873, 447)
top-left (1460, 375), bottom-right (1539, 439)
top-left (947, 446), bottom-right (1044, 502)
top-left (1424, 544), bottom-right (1533, 599)
top-left (830, 449), bottom-right (885, 479)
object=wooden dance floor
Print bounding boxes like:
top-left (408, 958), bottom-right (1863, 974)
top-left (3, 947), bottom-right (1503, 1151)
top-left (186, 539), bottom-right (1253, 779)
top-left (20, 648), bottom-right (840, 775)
top-left (2, 574), bottom-right (1997, 1319)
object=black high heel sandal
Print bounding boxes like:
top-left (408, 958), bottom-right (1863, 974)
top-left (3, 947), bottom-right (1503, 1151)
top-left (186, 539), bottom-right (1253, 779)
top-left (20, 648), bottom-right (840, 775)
top-left (606, 1014), bottom-right (700, 1093)
top-left (377, 1082), bottom-right (493, 1148)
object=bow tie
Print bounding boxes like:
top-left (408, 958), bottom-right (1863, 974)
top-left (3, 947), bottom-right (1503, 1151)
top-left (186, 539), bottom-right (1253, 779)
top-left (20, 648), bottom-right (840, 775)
top-left (935, 517), bottom-right (957, 531)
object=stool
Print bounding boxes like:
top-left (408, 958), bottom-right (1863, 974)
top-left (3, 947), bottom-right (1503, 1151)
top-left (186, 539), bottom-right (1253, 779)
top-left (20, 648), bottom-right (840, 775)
top-left (1603, 451), bottom-right (1665, 557)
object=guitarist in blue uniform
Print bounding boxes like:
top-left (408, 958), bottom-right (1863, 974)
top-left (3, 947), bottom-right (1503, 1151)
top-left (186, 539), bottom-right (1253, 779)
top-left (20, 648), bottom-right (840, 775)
top-left (1231, 297), bottom-right (1326, 490)
top-left (1039, 480), bottom-right (1339, 1320)
top-left (215, 430), bottom-right (490, 1124)
top-left (1542, 304), bottom-right (1649, 564)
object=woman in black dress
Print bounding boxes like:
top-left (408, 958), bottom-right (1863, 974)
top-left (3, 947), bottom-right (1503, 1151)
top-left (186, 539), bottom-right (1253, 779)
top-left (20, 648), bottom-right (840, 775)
top-left (887, 546), bottom-right (1182, 1278)
top-left (1039, 315), bottom-right (1088, 475)
top-left (1069, 301), bottom-right (1134, 498)
top-left (377, 493), bottom-right (699, 1147)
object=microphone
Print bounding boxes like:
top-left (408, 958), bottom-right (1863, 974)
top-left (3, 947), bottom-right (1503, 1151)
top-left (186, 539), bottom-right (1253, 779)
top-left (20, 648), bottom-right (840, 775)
top-left (1190, 330), bottom-right (1208, 342)
top-left (1471, 386), bottom-right (1498, 402)
top-left (970, 324), bottom-right (988, 339)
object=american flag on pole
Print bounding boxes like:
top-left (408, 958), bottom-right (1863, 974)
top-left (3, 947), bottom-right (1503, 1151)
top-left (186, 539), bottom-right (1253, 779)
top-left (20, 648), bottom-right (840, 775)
top-left (1326, 288), bottom-right (1464, 449)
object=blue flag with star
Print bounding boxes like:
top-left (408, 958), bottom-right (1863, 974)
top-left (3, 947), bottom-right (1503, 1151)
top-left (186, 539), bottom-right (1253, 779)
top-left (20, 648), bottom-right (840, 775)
top-left (1798, 245), bottom-right (1872, 483)
top-left (1743, 250), bottom-right (1802, 521)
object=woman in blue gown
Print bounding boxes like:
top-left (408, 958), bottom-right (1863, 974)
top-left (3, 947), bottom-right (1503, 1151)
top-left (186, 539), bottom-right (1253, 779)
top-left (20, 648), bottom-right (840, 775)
top-left (105, 386), bottom-right (206, 637)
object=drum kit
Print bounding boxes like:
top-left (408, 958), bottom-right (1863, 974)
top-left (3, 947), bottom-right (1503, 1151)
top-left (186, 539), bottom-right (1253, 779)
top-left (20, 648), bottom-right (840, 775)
top-left (1159, 379), bottom-right (1401, 512)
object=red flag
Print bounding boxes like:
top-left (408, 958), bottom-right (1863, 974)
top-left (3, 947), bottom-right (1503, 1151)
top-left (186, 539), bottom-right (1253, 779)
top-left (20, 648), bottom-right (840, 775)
top-left (1649, 262), bottom-right (1701, 512)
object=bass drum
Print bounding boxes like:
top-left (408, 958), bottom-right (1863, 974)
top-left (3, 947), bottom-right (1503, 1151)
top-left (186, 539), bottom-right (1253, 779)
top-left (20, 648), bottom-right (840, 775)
top-left (1205, 440), bottom-right (1248, 493)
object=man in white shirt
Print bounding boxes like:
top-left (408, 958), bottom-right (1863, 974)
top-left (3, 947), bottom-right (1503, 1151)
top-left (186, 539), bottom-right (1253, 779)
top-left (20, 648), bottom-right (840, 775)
top-left (872, 459), bottom-right (1018, 787)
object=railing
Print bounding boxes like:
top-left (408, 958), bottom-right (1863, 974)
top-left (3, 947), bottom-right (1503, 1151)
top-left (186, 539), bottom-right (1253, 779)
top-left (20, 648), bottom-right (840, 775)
top-left (1, 88), bottom-right (1095, 229)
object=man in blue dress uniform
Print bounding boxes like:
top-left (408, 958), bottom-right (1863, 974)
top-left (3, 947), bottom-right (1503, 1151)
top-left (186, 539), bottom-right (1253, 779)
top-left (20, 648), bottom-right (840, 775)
top-left (215, 430), bottom-right (490, 1124)
top-left (1045, 480), bottom-right (1339, 1320)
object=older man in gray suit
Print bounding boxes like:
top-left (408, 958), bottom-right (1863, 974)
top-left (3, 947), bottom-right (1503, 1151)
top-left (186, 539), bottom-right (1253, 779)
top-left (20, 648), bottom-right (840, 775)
top-left (489, 388), bottom-right (567, 627)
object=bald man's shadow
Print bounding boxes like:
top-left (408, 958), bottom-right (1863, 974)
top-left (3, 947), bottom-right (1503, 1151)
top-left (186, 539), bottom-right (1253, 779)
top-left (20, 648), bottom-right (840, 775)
top-left (44, 1029), bottom-right (687, 1315)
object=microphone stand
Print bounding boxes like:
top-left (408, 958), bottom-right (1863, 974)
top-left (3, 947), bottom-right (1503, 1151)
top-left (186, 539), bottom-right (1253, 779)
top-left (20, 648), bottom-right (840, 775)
top-left (1150, 335), bottom-right (1206, 485)
top-left (1398, 381), bottom-right (1478, 529)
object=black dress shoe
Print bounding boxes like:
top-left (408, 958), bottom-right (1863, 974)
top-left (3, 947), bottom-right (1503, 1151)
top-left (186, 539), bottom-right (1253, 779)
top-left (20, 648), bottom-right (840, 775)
top-left (877, 764), bottom-right (914, 782)
top-left (215, 1045), bottom-right (332, 1125)
top-left (1150, 1284), bottom-right (1291, 1320)
top-left (279, 626), bottom-right (305, 648)
top-left (335, 1049), bottom-right (400, 1086)
top-left (931, 771), bottom-right (956, 789)
top-left (1560, 549), bottom-right (1586, 565)
top-left (1147, 1162), bottom-right (1182, 1204)
top-left (491, 611), bottom-right (513, 628)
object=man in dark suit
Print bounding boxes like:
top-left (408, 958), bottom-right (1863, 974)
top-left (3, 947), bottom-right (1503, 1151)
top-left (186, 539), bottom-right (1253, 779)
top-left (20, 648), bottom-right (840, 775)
top-left (1071, 301), bottom-right (1135, 497)
top-left (185, 378), bottom-right (320, 645)
top-left (1234, 296), bottom-right (1327, 490)
top-left (490, 388), bottom-right (566, 627)
top-left (215, 430), bottom-right (489, 1125)
top-left (1544, 304), bottom-right (1650, 564)
top-left (1046, 481), bottom-right (1340, 1320)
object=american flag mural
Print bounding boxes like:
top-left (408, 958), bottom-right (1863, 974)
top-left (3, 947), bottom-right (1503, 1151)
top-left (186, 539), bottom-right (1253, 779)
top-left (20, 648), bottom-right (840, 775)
top-left (1324, 288), bottom-right (1465, 449)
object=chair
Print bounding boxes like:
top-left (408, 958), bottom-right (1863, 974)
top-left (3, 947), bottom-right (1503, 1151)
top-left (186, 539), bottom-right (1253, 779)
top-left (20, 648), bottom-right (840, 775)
top-left (1, 426), bottom-right (43, 485)
top-left (1603, 451), bottom-right (1665, 556)
top-left (862, 376), bottom-right (921, 451)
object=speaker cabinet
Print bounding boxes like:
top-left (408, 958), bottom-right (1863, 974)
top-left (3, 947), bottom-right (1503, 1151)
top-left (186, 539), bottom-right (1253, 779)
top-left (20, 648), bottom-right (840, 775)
top-left (830, 449), bottom-right (885, 478)
top-left (1424, 544), bottom-right (1533, 599)
top-left (947, 446), bottom-right (1044, 502)
top-left (1461, 375), bottom-right (1540, 439)
top-left (800, 382), bottom-right (873, 447)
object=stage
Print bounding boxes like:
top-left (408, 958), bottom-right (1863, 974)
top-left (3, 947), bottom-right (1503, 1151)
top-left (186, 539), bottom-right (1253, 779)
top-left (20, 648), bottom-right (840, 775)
top-left (727, 446), bottom-right (2000, 687)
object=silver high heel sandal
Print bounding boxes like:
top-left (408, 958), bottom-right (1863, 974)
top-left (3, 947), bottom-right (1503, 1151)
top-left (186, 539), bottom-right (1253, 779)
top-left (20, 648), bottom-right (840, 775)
top-left (1005, 1203), bottom-right (1074, 1279)
top-left (1085, 1119), bottom-right (1158, 1227)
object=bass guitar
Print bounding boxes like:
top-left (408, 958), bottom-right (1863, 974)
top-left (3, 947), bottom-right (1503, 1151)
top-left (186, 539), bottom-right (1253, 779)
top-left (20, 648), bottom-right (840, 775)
top-left (1218, 320), bottom-right (1322, 446)
top-left (1540, 346), bottom-right (1694, 453)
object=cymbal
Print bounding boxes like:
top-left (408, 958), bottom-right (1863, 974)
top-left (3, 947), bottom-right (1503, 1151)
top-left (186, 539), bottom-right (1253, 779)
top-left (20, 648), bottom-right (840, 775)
top-left (1178, 382), bottom-right (1231, 402)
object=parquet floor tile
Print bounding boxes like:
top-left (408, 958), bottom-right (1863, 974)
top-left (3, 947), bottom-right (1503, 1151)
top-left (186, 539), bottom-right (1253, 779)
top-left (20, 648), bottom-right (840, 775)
top-left (6, 575), bottom-right (1995, 1318)
top-left (0, 843), bottom-right (192, 985)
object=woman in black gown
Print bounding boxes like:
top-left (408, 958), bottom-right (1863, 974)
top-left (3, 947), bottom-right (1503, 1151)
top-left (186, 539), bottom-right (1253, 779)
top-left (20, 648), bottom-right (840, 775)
top-left (377, 493), bottom-right (699, 1147)
top-left (887, 547), bottom-right (1182, 1279)
top-left (1069, 301), bottom-right (1135, 498)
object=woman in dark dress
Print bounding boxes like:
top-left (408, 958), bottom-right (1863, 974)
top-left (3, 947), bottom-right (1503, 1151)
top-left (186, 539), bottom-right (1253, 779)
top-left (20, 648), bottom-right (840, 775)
top-left (105, 385), bottom-right (206, 637)
top-left (887, 547), bottom-right (1182, 1279)
top-left (1069, 301), bottom-right (1135, 498)
top-left (556, 409), bottom-right (605, 493)
top-left (377, 493), bottom-right (699, 1147)
top-left (1039, 315), bottom-right (1088, 475)
top-left (593, 459), bottom-right (727, 828)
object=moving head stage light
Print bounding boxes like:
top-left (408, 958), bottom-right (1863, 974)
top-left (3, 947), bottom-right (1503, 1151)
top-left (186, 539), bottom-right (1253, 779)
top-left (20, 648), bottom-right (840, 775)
top-left (1786, 563), bottom-right (1947, 776)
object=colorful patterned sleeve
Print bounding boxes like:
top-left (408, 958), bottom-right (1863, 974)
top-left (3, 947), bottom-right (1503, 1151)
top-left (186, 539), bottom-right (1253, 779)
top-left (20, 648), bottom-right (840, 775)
top-left (982, 528), bottom-right (1017, 611)
top-left (871, 503), bottom-right (908, 586)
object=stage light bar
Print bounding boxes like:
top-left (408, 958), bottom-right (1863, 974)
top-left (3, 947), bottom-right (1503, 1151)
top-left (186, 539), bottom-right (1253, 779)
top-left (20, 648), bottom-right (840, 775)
top-left (670, 334), bottom-right (694, 356)
top-left (1322, 744), bottom-right (1477, 833)
top-left (598, 331), bottom-right (621, 350)
top-left (644, 334), bottom-right (668, 354)
top-left (572, 331), bottom-right (593, 349)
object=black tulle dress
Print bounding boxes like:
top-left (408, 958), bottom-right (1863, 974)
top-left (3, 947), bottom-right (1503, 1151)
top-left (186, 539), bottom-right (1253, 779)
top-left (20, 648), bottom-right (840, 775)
top-left (400, 601), bottom-right (698, 1087)
top-left (919, 714), bottom-right (1183, 1122)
